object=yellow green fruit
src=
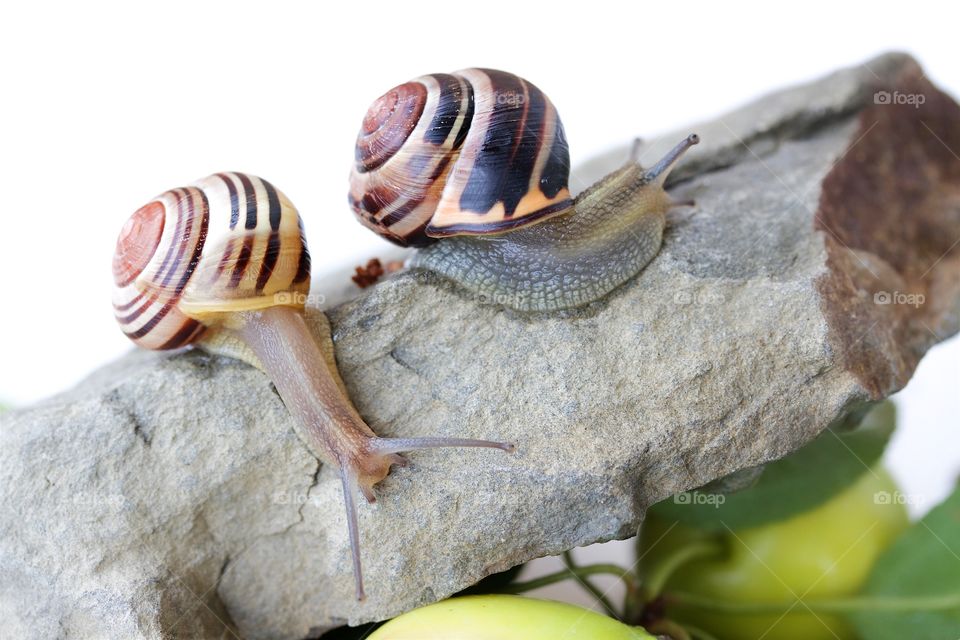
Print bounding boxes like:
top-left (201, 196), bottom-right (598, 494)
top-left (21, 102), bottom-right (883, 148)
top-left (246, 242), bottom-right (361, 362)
top-left (368, 594), bottom-right (654, 639)
top-left (640, 467), bottom-right (909, 640)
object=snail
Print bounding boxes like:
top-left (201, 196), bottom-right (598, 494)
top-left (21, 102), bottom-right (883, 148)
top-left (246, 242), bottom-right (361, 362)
top-left (348, 68), bottom-right (699, 311)
top-left (111, 172), bottom-right (514, 600)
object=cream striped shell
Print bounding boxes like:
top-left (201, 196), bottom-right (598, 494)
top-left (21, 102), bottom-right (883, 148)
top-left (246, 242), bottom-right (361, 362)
top-left (348, 68), bottom-right (573, 247)
top-left (112, 172), bottom-right (311, 350)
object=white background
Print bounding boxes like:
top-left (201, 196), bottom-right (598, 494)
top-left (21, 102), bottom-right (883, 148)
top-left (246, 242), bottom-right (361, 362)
top-left (1, 0), bottom-right (958, 612)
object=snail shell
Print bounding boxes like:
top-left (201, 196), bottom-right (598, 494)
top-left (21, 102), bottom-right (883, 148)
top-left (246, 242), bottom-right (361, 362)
top-left (348, 68), bottom-right (573, 247)
top-left (112, 172), bottom-right (311, 350)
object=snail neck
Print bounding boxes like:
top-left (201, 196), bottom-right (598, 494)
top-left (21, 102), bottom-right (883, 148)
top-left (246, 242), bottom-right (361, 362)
top-left (231, 308), bottom-right (383, 467)
top-left (413, 161), bottom-right (674, 312)
top-left (550, 162), bottom-right (672, 250)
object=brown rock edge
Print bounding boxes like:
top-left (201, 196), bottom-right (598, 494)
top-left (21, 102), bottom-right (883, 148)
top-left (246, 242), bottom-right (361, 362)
top-left (817, 60), bottom-right (960, 398)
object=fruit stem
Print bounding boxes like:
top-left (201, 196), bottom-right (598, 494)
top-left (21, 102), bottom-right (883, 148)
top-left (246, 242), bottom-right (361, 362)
top-left (666, 590), bottom-right (960, 614)
top-left (502, 563), bottom-right (634, 595)
top-left (561, 550), bottom-right (620, 619)
top-left (643, 539), bottom-right (724, 598)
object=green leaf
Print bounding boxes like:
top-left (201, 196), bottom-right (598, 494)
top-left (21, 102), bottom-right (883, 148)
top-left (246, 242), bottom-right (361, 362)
top-left (850, 487), bottom-right (960, 639)
top-left (649, 401), bottom-right (895, 530)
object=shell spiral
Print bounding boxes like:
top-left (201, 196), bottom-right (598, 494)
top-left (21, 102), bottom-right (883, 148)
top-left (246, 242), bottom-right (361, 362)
top-left (112, 172), bottom-right (311, 350)
top-left (349, 68), bottom-right (573, 247)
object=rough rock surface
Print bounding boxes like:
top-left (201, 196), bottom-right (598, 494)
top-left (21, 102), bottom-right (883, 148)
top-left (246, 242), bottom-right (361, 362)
top-left (2, 53), bottom-right (960, 639)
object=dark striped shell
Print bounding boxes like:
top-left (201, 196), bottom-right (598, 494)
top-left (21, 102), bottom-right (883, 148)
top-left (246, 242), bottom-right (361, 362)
top-left (112, 172), bottom-right (311, 350)
top-left (349, 68), bottom-right (572, 247)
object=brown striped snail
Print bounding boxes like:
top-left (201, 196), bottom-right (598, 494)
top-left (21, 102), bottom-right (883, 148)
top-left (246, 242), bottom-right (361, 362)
top-left (349, 68), bottom-right (699, 311)
top-left (111, 172), bottom-right (513, 601)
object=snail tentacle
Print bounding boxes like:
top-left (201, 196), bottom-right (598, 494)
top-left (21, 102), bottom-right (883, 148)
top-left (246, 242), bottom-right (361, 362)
top-left (369, 437), bottom-right (515, 456)
top-left (340, 466), bottom-right (366, 601)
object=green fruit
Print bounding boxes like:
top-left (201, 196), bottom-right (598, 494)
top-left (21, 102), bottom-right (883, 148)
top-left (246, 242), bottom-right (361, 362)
top-left (368, 594), bottom-right (654, 639)
top-left (640, 467), bottom-right (909, 640)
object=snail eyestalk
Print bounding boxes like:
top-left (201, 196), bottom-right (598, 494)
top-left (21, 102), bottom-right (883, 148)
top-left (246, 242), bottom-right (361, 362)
top-left (340, 467), bottom-right (366, 601)
top-left (630, 137), bottom-right (645, 163)
top-left (369, 437), bottom-right (515, 456)
top-left (644, 134), bottom-right (700, 184)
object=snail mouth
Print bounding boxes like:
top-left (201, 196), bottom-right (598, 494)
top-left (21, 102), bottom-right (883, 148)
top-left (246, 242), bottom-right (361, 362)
top-left (355, 81), bottom-right (427, 173)
top-left (113, 201), bottom-right (165, 286)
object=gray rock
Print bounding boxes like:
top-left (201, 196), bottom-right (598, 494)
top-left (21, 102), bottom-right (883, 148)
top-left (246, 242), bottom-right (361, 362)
top-left (3, 52), bottom-right (960, 639)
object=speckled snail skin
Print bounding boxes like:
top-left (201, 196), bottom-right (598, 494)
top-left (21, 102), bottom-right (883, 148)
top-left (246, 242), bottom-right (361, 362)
top-left (112, 172), bottom-right (513, 600)
top-left (349, 68), bottom-right (699, 311)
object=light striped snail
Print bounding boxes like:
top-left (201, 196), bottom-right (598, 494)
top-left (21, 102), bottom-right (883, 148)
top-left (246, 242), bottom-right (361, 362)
top-left (112, 172), bottom-right (513, 600)
top-left (349, 68), bottom-right (699, 311)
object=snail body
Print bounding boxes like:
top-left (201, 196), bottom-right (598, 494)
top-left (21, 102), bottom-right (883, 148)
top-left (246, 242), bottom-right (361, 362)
top-left (349, 69), bottom-right (698, 311)
top-left (113, 172), bottom-right (512, 600)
